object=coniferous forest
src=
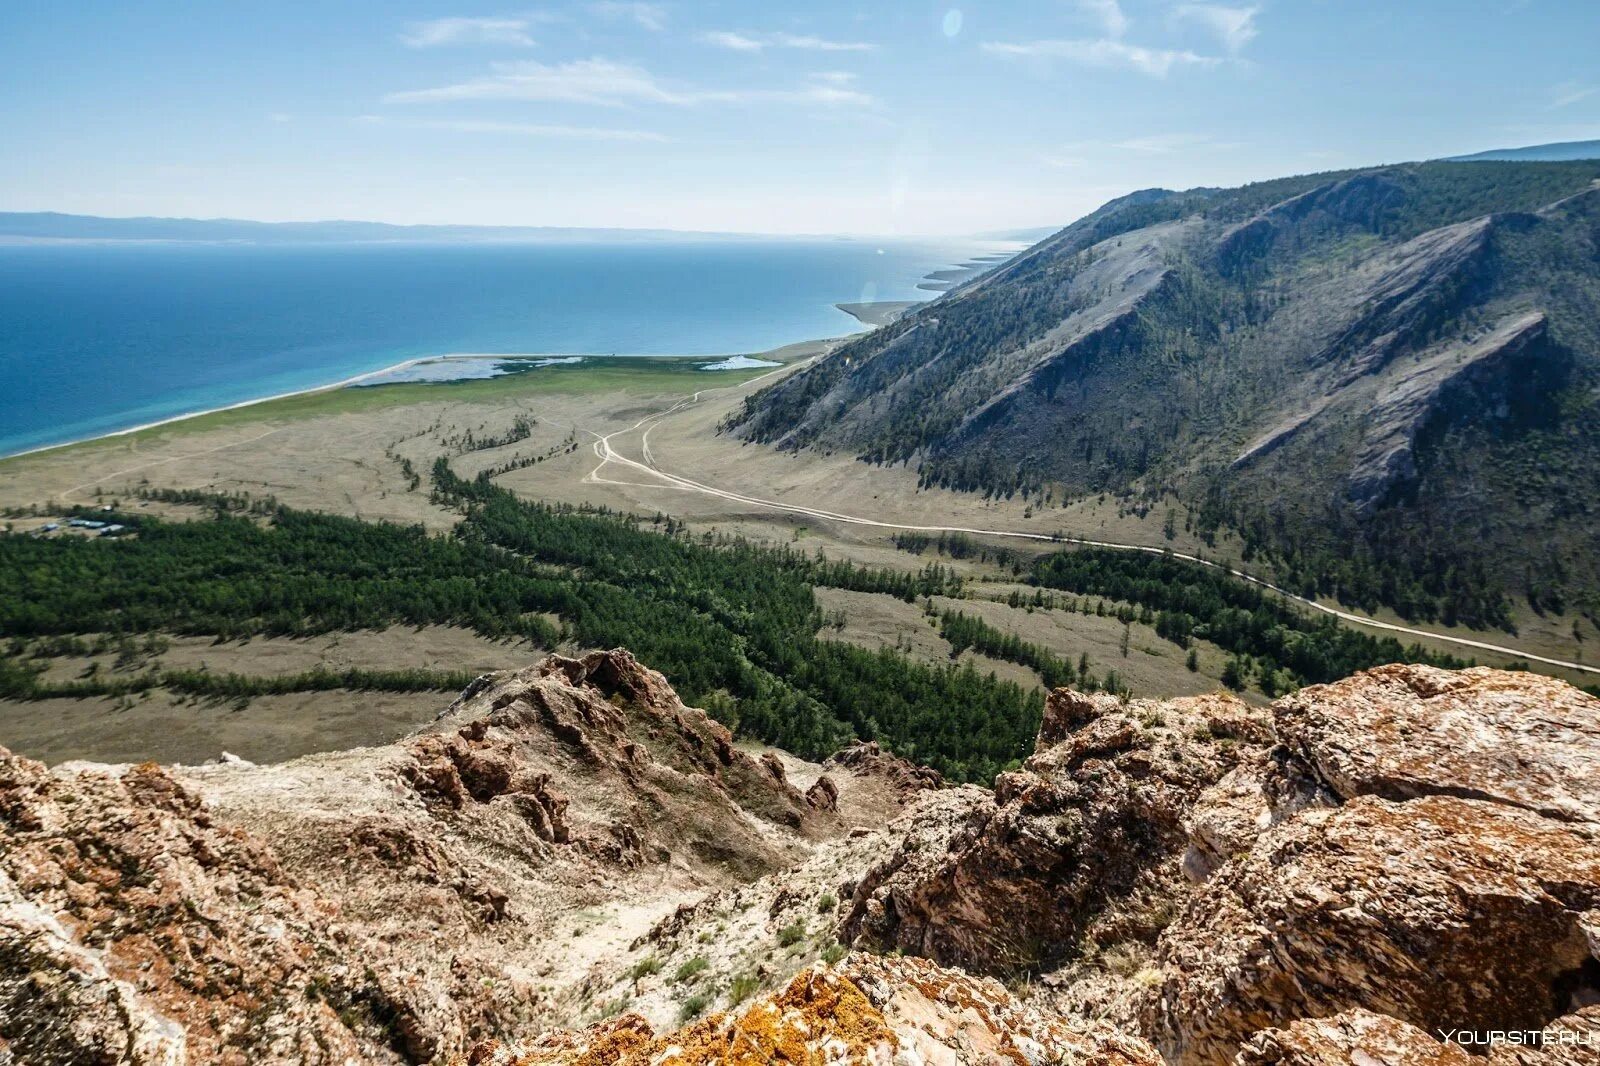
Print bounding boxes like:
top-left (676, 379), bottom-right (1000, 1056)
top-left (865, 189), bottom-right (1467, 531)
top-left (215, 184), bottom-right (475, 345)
top-left (0, 454), bottom-right (1510, 781)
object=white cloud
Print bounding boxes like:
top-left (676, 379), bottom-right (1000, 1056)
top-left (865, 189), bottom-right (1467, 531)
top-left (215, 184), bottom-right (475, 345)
top-left (399, 16), bottom-right (537, 49)
top-left (812, 71), bottom-right (858, 86)
top-left (1551, 82), bottom-right (1598, 109)
top-left (385, 58), bottom-right (873, 107)
top-left (982, 38), bottom-right (1218, 77)
top-left (700, 31), bottom-right (765, 52)
top-left (1078, 0), bottom-right (1130, 39)
top-left (357, 114), bottom-right (667, 141)
top-left (1044, 132), bottom-right (1220, 161)
top-left (1172, 5), bottom-right (1259, 54)
top-left (587, 2), bottom-right (667, 31)
top-left (700, 30), bottom-right (876, 52)
top-left (1110, 131), bottom-right (1215, 152)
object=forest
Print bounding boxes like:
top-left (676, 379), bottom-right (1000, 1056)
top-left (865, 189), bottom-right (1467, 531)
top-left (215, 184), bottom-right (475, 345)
top-left (1027, 547), bottom-right (1469, 693)
top-left (7, 454), bottom-right (1579, 780)
top-left (0, 470), bottom-right (1029, 781)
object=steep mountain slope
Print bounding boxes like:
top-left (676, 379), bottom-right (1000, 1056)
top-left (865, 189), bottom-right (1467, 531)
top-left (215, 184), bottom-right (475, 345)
top-left (729, 161), bottom-right (1600, 629)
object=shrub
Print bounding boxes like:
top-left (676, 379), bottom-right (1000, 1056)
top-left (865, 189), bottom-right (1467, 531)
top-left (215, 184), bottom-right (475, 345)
top-left (673, 956), bottom-right (709, 984)
top-left (679, 993), bottom-right (711, 1022)
top-left (727, 973), bottom-right (759, 1006)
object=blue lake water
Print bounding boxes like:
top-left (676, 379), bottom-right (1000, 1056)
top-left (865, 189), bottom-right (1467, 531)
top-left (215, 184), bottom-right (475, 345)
top-left (0, 237), bottom-right (1001, 457)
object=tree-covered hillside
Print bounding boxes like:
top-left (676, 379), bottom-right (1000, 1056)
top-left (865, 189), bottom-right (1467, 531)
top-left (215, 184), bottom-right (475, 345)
top-left (728, 161), bottom-right (1600, 630)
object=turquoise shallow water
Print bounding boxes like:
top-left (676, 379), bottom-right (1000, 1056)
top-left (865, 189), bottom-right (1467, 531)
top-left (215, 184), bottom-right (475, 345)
top-left (0, 237), bottom-right (997, 457)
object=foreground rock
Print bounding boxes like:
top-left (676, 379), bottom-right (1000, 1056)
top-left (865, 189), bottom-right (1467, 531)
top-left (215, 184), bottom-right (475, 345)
top-left (458, 953), bottom-right (1162, 1066)
top-left (840, 688), bottom-right (1271, 979)
top-left (0, 752), bottom-right (408, 1064)
top-left (1273, 664), bottom-right (1600, 824)
top-left (1236, 1010), bottom-right (1472, 1066)
top-left (1146, 665), bottom-right (1600, 1065)
top-left (0, 650), bottom-right (933, 1062)
top-left (7, 655), bottom-right (1599, 1064)
top-left (1149, 793), bottom-right (1600, 1064)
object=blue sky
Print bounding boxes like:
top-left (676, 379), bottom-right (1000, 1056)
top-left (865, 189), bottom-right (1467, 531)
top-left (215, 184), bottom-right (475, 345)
top-left (2, 1), bottom-right (1597, 235)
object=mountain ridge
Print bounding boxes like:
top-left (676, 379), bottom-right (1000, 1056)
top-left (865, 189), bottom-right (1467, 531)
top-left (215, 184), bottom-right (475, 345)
top-left (728, 160), bottom-right (1600, 631)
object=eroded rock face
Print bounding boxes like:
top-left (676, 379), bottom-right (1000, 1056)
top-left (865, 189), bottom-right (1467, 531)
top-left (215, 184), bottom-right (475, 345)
top-left (1273, 663), bottom-right (1600, 824)
top-left (0, 750), bottom-right (409, 1065)
top-left (422, 649), bottom-right (824, 874)
top-left (1149, 793), bottom-right (1600, 1064)
top-left (9, 652), bottom-right (1599, 1066)
top-left (840, 688), bottom-right (1269, 975)
top-left (1148, 664), bottom-right (1600, 1065)
top-left (0, 649), bottom-right (876, 1064)
top-left (824, 740), bottom-right (947, 797)
top-left (1236, 1009), bottom-right (1472, 1066)
top-left (456, 953), bottom-right (1163, 1066)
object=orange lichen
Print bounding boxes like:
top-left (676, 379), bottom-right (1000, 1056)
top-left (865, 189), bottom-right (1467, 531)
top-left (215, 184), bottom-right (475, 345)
top-left (468, 970), bottom-right (896, 1065)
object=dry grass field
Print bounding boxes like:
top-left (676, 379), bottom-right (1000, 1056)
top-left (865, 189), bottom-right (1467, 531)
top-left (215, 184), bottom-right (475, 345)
top-left (3, 341), bottom-right (1593, 765)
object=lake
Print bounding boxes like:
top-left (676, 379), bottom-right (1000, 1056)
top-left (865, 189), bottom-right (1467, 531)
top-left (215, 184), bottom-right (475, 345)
top-left (0, 237), bottom-right (1001, 457)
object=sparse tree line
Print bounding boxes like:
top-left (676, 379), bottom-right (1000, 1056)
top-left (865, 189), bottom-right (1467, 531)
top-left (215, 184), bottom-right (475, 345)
top-left (1028, 548), bottom-right (1470, 694)
top-left (0, 462), bottom-right (1033, 781)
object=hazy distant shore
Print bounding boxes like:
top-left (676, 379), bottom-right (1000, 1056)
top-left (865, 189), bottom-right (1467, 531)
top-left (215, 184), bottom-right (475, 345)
top-left (0, 349), bottom-right (801, 463)
top-left (2, 242), bottom-right (1021, 463)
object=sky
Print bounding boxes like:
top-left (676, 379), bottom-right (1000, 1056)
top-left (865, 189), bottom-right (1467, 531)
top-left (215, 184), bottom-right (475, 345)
top-left (2, 1), bottom-right (1598, 235)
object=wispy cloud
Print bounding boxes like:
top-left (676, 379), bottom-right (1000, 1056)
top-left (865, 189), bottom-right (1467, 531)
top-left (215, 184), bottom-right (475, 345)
top-left (982, 38), bottom-right (1218, 77)
top-left (1109, 131), bottom-right (1217, 152)
top-left (399, 16), bottom-right (538, 49)
top-left (1550, 81), bottom-right (1598, 109)
top-left (385, 58), bottom-right (873, 107)
top-left (700, 30), bottom-right (876, 52)
top-left (357, 114), bottom-right (667, 141)
top-left (587, 2), bottom-right (667, 31)
top-left (1045, 132), bottom-right (1221, 162)
top-left (1172, 5), bottom-right (1259, 54)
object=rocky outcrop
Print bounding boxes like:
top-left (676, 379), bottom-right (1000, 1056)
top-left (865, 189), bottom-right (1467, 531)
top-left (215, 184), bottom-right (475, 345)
top-left (1236, 1010), bottom-right (1472, 1066)
top-left (0, 650), bottom-right (888, 1063)
top-left (1149, 793), bottom-right (1600, 1064)
top-left (457, 953), bottom-right (1163, 1066)
top-left (1272, 662), bottom-right (1600, 823)
top-left (1146, 664), bottom-right (1600, 1065)
top-left (824, 740), bottom-right (946, 796)
top-left (0, 750), bottom-right (411, 1064)
top-left (9, 654), bottom-right (1600, 1065)
top-left (840, 688), bottom-right (1270, 975)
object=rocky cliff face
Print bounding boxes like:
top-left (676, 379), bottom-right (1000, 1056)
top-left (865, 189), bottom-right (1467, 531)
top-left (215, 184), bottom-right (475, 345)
top-left (0, 651), bottom-right (927, 1063)
top-left (1145, 664), bottom-right (1600, 1065)
top-left (5, 656), bottom-right (1598, 1065)
top-left (839, 689), bottom-right (1271, 978)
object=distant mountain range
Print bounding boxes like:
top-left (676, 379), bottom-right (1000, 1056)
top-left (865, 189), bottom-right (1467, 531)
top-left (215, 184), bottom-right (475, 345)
top-left (0, 212), bottom-right (786, 244)
top-left (1449, 139), bottom-right (1600, 162)
top-left (729, 159), bottom-right (1600, 631)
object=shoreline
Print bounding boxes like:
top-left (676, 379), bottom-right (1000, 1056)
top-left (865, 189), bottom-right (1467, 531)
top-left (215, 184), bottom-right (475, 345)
top-left (0, 350), bottom-right (786, 464)
top-left (3, 244), bottom-right (1023, 465)
top-left (0, 354), bottom-right (470, 464)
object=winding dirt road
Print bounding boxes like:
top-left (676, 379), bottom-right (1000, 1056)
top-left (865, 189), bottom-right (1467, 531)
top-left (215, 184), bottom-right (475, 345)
top-left (581, 364), bottom-right (1598, 677)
